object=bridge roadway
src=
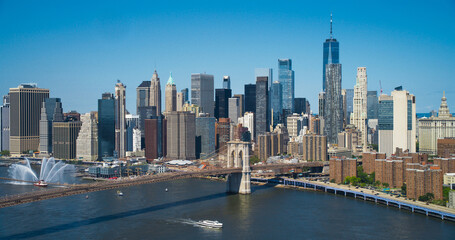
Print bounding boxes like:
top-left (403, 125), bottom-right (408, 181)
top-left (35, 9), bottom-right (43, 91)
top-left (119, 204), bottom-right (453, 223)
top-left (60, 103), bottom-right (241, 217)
top-left (0, 162), bottom-right (325, 208)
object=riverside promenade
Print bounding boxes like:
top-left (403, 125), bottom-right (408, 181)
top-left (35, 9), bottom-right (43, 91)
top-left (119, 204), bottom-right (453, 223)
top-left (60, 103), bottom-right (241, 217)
top-left (251, 177), bottom-right (455, 222)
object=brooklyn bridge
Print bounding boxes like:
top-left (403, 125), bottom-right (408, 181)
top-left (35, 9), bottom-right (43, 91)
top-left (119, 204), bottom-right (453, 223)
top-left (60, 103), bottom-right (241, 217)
top-left (0, 161), bottom-right (326, 209)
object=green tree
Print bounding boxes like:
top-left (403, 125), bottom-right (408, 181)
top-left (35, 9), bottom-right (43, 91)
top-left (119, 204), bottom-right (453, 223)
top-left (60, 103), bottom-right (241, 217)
top-left (250, 156), bottom-right (261, 165)
top-left (330, 179), bottom-right (335, 183)
top-left (401, 184), bottom-right (407, 195)
top-left (374, 180), bottom-right (381, 187)
top-left (382, 182), bottom-right (389, 188)
top-left (0, 150), bottom-right (10, 156)
top-left (418, 192), bottom-right (434, 202)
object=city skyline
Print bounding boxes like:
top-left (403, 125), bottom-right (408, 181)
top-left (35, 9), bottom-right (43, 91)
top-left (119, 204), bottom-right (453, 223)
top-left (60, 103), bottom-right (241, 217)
top-left (1, 1), bottom-right (454, 114)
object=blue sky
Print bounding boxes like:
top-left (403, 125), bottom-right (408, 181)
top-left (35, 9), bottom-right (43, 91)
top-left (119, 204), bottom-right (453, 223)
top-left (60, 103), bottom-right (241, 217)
top-left (1, 0), bottom-right (454, 114)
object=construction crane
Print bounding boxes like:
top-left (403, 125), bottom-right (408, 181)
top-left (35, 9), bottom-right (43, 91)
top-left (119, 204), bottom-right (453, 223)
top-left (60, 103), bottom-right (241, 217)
top-left (379, 80), bottom-right (383, 95)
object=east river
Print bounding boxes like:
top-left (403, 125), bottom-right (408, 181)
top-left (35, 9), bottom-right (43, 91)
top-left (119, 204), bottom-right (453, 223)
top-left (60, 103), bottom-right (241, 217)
top-left (0, 166), bottom-right (454, 239)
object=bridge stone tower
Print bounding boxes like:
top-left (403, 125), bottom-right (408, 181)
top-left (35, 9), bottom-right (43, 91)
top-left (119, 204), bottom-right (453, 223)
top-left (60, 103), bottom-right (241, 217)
top-left (226, 140), bottom-right (251, 194)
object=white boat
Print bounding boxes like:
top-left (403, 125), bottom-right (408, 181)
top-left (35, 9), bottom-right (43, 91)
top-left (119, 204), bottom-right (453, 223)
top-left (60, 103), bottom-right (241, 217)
top-left (117, 190), bottom-right (123, 196)
top-left (196, 220), bottom-right (223, 228)
top-left (34, 180), bottom-right (48, 187)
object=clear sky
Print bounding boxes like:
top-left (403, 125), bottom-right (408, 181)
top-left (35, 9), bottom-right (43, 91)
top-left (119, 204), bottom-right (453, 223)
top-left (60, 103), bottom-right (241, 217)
top-left (1, 0), bottom-right (454, 114)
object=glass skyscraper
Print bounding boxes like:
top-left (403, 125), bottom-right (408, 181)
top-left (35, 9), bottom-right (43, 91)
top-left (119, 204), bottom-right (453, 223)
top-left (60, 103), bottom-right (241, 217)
top-left (324, 64), bottom-right (343, 144)
top-left (98, 92), bottom-right (115, 159)
top-left (367, 91), bottom-right (378, 119)
top-left (278, 59), bottom-right (295, 113)
top-left (323, 15), bottom-right (339, 92)
top-left (244, 84), bottom-right (256, 113)
top-left (270, 81), bottom-right (282, 127)
top-left (215, 88), bottom-right (232, 119)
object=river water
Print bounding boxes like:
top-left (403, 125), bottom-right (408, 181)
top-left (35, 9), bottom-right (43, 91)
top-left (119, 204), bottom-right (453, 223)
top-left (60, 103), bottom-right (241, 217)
top-left (0, 166), bottom-right (454, 239)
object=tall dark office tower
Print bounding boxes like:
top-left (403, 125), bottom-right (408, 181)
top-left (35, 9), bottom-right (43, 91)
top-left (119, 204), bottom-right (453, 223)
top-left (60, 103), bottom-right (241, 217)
top-left (0, 95), bottom-right (10, 151)
top-left (136, 81), bottom-right (150, 115)
top-left (215, 89), bottom-right (232, 119)
top-left (52, 120), bottom-right (82, 159)
top-left (223, 76), bottom-right (231, 89)
top-left (323, 14), bottom-right (340, 92)
top-left (255, 77), bottom-right (269, 140)
top-left (181, 88), bottom-right (189, 103)
top-left (191, 73), bottom-right (214, 117)
top-left (367, 91), bottom-right (378, 119)
top-left (9, 84), bottom-right (49, 155)
top-left (324, 64), bottom-right (343, 144)
top-left (270, 81), bottom-right (282, 127)
top-left (137, 106), bottom-right (156, 149)
top-left (294, 98), bottom-right (308, 115)
top-left (39, 98), bottom-right (64, 155)
top-left (98, 93), bottom-right (115, 159)
top-left (115, 81), bottom-right (127, 159)
top-left (145, 116), bottom-right (166, 161)
top-left (278, 59), bottom-right (295, 113)
top-left (244, 84), bottom-right (256, 113)
top-left (233, 94), bottom-right (244, 116)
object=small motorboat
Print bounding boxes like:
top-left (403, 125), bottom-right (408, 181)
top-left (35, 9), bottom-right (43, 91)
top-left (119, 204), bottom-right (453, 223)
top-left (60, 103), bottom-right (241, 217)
top-left (85, 195), bottom-right (89, 199)
top-left (165, 188), bottom-right (168, 192)
top-left (117, 190), bottom-right (124, 196)
top-left (196, 220), bottom-right (223, 228)
top-left (34, 180), bottom-right (48, 187)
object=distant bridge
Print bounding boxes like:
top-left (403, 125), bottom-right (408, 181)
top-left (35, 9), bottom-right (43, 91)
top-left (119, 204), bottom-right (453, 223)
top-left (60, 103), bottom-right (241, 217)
top-left (0, 162), bottom-right (326, 208)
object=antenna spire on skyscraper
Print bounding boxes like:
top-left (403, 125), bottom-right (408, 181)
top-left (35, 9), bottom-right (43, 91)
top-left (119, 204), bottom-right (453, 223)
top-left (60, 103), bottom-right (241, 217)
top-left (330, 13), bottom-right (333, 39)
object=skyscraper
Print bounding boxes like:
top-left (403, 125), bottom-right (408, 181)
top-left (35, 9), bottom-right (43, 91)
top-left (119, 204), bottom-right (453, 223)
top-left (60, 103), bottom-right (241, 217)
top-left (176, 92), bottom-right (184, 111)
top-left (195, 115), bottom-right (216, 159)
top-left (345, 89), bottom-right (354, 124)
top-left (324, 64), bottom-right (343, 144)
top-left (181, 88), bottom-right (189, 103)
top-left (76, 112), bottom-right (98, 161)
top-left (166, 111), bottom-right (196, 160)
top-left (350, 67), bottom-right (368, 151)
top-left (278, 59), bottom-right (295, 114)
top-left (322, 14), bottom-right (340, 92)
top-left (39, 98), bottom-right (64, 155)
top-left (378, 87), bottom-right (416, 155)
top-left (52, 120), bottom-right (82, 159)
top-left (150, 70), bottom-right (162, 115)
top-left (98, 93), bottom-right (115, 159)
top-left (9, 84), bottom-right (49, 155)
top-left (1, 95), bottom-right (10, 151)
top-left (255, 68), bottom-right (273, 91)
top-left (191, 73), bottom-right (214, 117)
top-left (294, 98), bottom-right (309, 115)
top-left (270, 81), bottom-right (282, 127)
top-left (165, 73), bottom-right (177, 112)
top-left (115, 81), bottom-right (127, 159)
top-left (145, 116), bottom-right (166, 161)
top-left (233, 94), bottom-right (244, 116)
top-left (136, 80), bottom-right (150, 115)
top-left (125, 114), bottom-right (139, 152)
top-left (229, 97), bottom-right (240, 125)
top-left (367, 91), bottom-right (378, 119)
top-left (223, 76), bottom-right (231, 89)
top-left (255, 76), bottom-right (269, 140)
top-left (215, 88), bottom-right (232, 119)
top-left (244, 84), bottom-right (256, 113)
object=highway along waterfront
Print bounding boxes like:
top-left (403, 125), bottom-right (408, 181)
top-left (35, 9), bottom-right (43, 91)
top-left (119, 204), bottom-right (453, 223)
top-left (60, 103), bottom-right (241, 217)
top-left (0, 167), bottom-right (454, 239)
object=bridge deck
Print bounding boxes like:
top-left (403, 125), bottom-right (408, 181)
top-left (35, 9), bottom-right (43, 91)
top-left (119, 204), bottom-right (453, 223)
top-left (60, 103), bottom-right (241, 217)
top-left (0, 162), bottom-right (325, 208)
